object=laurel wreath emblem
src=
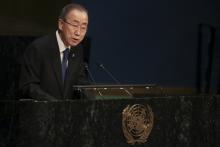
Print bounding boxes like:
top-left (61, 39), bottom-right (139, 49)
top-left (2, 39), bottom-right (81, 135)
top-left (122, 104), bottom-right (154, 145)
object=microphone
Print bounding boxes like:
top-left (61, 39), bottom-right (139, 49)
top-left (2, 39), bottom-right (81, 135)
top-left (96, 62), bottom-right (132, 96)
top-left (84, 63), bottom-right (96, 84)
top-left (96, 62), bottom-right (121, 84)
top-left (84, 63), bottom-right (103, 97)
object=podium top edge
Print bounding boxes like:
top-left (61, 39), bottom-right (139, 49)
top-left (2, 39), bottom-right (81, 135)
top-left (73, 84), bottom-right (157, 89)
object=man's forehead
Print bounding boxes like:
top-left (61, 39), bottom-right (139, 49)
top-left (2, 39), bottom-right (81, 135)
top-left (67, 9), bottom-right (88, 18)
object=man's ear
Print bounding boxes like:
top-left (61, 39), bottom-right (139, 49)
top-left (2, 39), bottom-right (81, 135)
top-left (58, 19), bottom-right (63, 31)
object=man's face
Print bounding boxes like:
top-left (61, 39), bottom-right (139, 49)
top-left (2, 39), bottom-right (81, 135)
top-left (58, 9), bottom-right (88, 47)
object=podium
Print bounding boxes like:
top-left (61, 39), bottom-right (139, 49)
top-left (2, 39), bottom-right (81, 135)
top-left (0, 86), bottom-right (219, 147)
top-left (73, 84), bottom-right (163, 99)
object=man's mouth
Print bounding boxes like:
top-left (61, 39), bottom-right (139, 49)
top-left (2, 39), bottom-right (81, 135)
top-left (72, 38), bottom-right (79, 41)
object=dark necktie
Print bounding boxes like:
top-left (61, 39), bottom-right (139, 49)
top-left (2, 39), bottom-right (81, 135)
top-left (61, 48), bottom-right (70, 82)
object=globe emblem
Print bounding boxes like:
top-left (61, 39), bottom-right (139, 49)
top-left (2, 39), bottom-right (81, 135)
top-left (122, 104), bottom-right (154, 145)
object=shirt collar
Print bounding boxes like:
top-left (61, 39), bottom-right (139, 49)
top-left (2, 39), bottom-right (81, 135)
top-left (56, 30), bottom-right (70, 53)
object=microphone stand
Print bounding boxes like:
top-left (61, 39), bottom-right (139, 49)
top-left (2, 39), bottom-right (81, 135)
top-left (84, 63), bottom-right (103, 97)
top-left (97, 62), bottom-right (132, 97)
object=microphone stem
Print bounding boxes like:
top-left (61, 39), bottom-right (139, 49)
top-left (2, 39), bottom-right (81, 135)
top-left (102, 67), bottom-right (120, 84)
top-left (84, 63), bottom-right (96, 84)
top-left (87, 67), bottom-right (96, 84)
top-left (101, 66), bottom-right (132, 96)
top-left (84, 63), bottom-right (104, 98)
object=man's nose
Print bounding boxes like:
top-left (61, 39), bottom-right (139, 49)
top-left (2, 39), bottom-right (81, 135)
top-left (74, 28), bottom-right (81, 36)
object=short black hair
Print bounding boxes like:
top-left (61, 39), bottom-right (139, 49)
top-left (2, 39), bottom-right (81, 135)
top-left (59, 3), bottom-right (88, 20)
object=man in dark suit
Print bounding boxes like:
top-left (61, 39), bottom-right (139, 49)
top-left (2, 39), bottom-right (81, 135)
top-left (19, 3), bottom-right (89, 101)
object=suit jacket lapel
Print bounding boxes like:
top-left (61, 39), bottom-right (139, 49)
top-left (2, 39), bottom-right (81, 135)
top-left (48, 34), bottom-right (64, 95)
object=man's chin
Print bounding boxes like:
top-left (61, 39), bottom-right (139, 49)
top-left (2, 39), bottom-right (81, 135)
top-left (70, 42), bottom-right (79, 47)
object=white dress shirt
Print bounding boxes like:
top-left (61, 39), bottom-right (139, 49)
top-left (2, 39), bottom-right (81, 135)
top-left (56, 30), bottom-right (70, 63)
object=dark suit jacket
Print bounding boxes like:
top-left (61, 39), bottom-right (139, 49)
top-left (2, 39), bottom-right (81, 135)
top-left (19, 33), bottom-right (88, 101)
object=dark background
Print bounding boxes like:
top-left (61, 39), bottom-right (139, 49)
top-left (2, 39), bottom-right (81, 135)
top-left (0, 0), bottom-right (69, 35)
top-left (73, 0), bottom-right (220, 90)
top-left (0, 0), bottom-right (220, 97)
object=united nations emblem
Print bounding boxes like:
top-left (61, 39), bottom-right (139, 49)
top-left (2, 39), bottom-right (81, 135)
top-left (122, 104), bottom-right (154, 145)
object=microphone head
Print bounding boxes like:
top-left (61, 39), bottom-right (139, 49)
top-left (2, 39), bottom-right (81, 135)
top-left (95, 62), bottom-right (105, 69)
top-left (84, 62), bottom-right (89, 70)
